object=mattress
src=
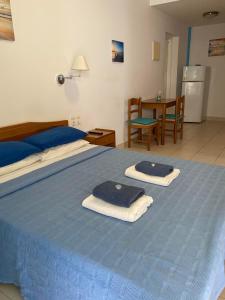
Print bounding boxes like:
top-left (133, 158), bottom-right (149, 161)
top-left (0, 146), bottom-right (225, 300)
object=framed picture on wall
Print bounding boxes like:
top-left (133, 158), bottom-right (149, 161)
top-left (208, 38), bottom-right (225, 57)
top-left (152, 41), bottom-right (160, 61)
top-left (112, 40), bottom-right (124, 63)
top-left (0, 0), bottom-right (15, 41)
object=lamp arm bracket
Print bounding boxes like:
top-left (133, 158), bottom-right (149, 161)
top-left (57, 73), bottom-right (80, 85)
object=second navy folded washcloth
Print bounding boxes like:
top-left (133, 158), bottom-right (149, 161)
top-left (135, 161), bottom-right (174, 177)
top-left (93, 181), bottom-right (145, 208)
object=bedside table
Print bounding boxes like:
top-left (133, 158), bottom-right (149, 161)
top-left (85, 128), bottom-right (116, 147)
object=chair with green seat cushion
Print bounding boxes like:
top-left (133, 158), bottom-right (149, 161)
top-left (158, 114), bottom-right (180, 120)
top-left (165, 114), bottom-right (176, 120)
top-left (158, 96), bottom-right (185, 144)
top-left (128, 98), bottom-right (160, 151)
top-left (130, 117), bottom-right (157, 125)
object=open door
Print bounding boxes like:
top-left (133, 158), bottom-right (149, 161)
top-left (165, 36), bottom-right (179, 99)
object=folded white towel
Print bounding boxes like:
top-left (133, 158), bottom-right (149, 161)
top-left (125, 165), bottom-right (180, 187)
top-left (82, 194), bottom-right (153, 222)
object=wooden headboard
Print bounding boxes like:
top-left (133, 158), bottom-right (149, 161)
top-left (0, 120), bottom-right (68, 142)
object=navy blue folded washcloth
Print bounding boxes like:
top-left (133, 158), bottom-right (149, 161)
top-left (135, 161), bottom-right (174, 177)
top-left (93, 181), bottom-right (145, 208)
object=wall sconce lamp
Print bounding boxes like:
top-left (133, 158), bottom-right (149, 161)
top-left (57, 55), bottom-right (89, 85)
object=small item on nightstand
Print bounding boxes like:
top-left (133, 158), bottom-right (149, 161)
top-left (85, 128), bottom-right (116, 147)
top-left (88, 130), bottom-right (104, 135)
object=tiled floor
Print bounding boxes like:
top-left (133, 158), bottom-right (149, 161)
top-left (119, 121), bottom-right (225, 167)
top-left (0, 285), bottom-right (22, 300)
top-left (1, 121), bottom-right (225, 300)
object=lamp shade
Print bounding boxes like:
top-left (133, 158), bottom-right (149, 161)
top-left (72, 56), bottom-right (89, 71)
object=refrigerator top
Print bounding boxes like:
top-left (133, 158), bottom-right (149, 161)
top-left (183, 66), bottom-right (206, 82)
top-left (182, 80), bottom-right (204, 83)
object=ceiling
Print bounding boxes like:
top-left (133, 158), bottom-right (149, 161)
top-left (151, 0), bottom-right (225, 26)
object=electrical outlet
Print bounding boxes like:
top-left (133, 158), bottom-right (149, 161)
top-left (69, 115), bottom-right (81, 128)
top-left (71, 117), bottom-right (76, 127)
top-left (76, 116), bottom-right (81, 128)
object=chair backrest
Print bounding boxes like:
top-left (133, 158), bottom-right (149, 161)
top-left (128, 97), bottom-right (142, 121)
top-left (175, 96), bottom-right (185, 119)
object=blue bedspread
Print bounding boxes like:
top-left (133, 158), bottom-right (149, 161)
top-left (1, 146), bottom-right (225, 300)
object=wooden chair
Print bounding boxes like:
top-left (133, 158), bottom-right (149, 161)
top-left (128, 97), bottom-right (160, 151)
top-left (158, 96), bottom-right (185, 144)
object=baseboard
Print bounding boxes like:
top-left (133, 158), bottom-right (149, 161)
top-left (206, 116), bottom-right (225, 122)
top-left (117, 142), bottom-right (127, 147)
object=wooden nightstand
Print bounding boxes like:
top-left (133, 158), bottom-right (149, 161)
top-left (85, 128), bottom-right (116, 147)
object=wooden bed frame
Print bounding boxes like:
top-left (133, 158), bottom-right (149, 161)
top-left (0, 120), bottom-right (68, 142)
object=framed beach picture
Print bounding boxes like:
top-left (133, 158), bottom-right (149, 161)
top-left (0, 0), bottom-right (14, 41)
top-left (208, 38), bottom-right (225, 57)
top-left (112, 40), bottom-right (124, 63)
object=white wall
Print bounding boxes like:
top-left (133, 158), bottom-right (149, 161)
top-left (0, 0), bottom-right (187, 144)
top-left (0, 1), bottom-right (68, 125)
top-left (190, 23), bottom-right (225, 119)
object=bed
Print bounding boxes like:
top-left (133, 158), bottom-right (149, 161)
top-left (0, 121), bottom-right (225, 300)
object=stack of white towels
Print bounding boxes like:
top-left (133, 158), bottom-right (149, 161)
top-left (125, 163), bottom-right (180, 187)
top-left (83, 193), bottom-right (153, 223)
top-left (82, 161), bottom-right (180, 222)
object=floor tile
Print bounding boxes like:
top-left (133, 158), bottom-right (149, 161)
top-left (170, 151), bottom-right (195, 160)
top-left (191, 153), bottom-right (218, 164)
top-left (210, 138), bottom-right (225, 146)
top-left (215, 159), bottom-right (225, 167)
top-left (219, 288), bottom-right (225, 299)
top-left (0, 285), bottom-right (23, 300)
top-left (0, 291), bottom-right (10, 300)
top-left (215, 149), bottom-right (225, 166)
top-left (218, 149), bottom-right (225, 159)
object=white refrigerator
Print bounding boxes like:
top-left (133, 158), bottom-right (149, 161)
top-left (182, 66), bottom-right (207, 123)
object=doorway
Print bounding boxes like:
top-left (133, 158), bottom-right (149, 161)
top-left (164, 33), bottom-right (180, 99)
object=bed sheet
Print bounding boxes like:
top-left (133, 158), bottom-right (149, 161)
top-left (0, 144), bottom-right (96, 183)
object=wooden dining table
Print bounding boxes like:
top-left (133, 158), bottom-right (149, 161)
top-left (141, 98), bottom-right (176, 145)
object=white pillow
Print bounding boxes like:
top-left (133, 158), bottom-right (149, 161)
top-left (0, 154), bottom-right (41, 176)
top-left (40, 139), bottom-right (90, 161)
